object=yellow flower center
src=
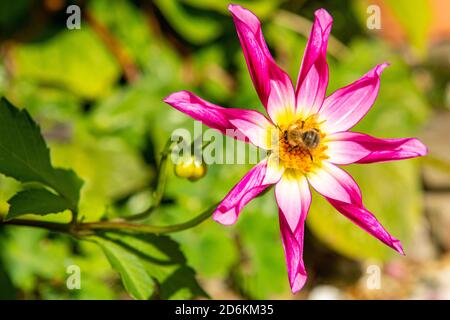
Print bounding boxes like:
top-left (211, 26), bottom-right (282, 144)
top-left (272, 116), bottom-right (328, 174)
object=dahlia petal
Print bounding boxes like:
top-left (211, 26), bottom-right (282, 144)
top-left (319, 63), bottom-right (388, 133)
top-left (228, 4), bottom-right (295, 124)
top-left (229, 114), bottom-right (274, 150)
top-left (308, 161), bottom-right (404, 254)
top-left (278, 208), bottom-right (308, 293)
top-left (266, 79), bottom-right (296, 126)
top-left (275, 173), bottom-right (311, 232)
top-left (265, 153), bottom-right (285, 184)
top-left (296, 9), bottom-right (332, 117)
top-left (325, 137), bottom-right (371, 165)
top-left (164, 90), bottom-right (273, 149)
top-left (326, 198), bottom-right (405, 255)
top-left (275, 174), bottom-right (310, 293)
top-left (164, 91), bottom-right (229, 132)
top-left (307, 161), bottom-right (362, 205)
top-left (213, 158), bottom-right (281, 225)
top-left (326, 132), bottom-right (428, 165)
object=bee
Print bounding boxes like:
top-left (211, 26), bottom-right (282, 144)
top-left (281, 121), bottom-right (321, 161)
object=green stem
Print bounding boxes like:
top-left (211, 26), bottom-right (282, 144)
top-left (0, 134), bottom-right (218, 236)
top-left (125, 137), bottom-right (212, 221)
top-left (80, 204), bottom-right (216, 234)
top-left (70, 209), bottom-right (78, 225)
top-left (0, 216), bottom-right (71, 234)
top-left (125, 138), bottom-right (174, 221)
top-left (0, 203), bottom-right (216, 236)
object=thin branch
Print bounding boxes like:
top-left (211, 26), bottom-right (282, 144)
top-left (70, 209), bottom-right (79, 225)
top-left (80, 203), bottom-right (216, 235)
top-left (0, 216), bottom-right (71, 234)
top-left (124, 138), bottom-right (175, 221)
top-left (0, 203), bottom-right (216, 236)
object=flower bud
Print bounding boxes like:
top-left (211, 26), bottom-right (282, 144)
top-left (174, 156), bottom-right (207, 181)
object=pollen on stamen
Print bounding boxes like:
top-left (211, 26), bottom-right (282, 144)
top-left (274, 117), bottom-right (329, 174)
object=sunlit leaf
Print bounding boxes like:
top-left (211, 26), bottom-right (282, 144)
top-left (92, 236), bottom-right (154, 300)
top-left (91, 232), bottom-right (208, 300)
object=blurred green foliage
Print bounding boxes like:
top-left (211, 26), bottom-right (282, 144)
top-left (0, 0), bottom-right (434, 299)
top-left (13, 28), bottom-right (120, 99)
top-left (352, 0), bottom-right (432, 56)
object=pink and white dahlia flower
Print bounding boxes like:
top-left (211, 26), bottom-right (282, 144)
top-left (164, 4), bottom-right (427, 293)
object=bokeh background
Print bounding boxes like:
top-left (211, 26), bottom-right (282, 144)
top-left (0, 0), bottom-right (449, 299)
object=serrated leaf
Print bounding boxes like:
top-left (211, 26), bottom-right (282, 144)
top-left (6, 189), bottom-right (71, 221)
top-left (92, 236), bottom-right (154, 300)
top-left (0, 97), bottom-right (83, 210)
top-left (91, 232), bottom-right (207, 300)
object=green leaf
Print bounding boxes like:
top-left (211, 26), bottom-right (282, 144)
top-left (91, 232), bottom-right (207, 300)
top-left (0, 174), bottom-right (20, 215)
top-left (6, 189), bottom-right (70, 220)
top-left (0, 97), bottom-right (83, 210)
top-left (0, 227), bottom-right (119, 299)
top-left (92, 236), bottom-right (154, 300)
